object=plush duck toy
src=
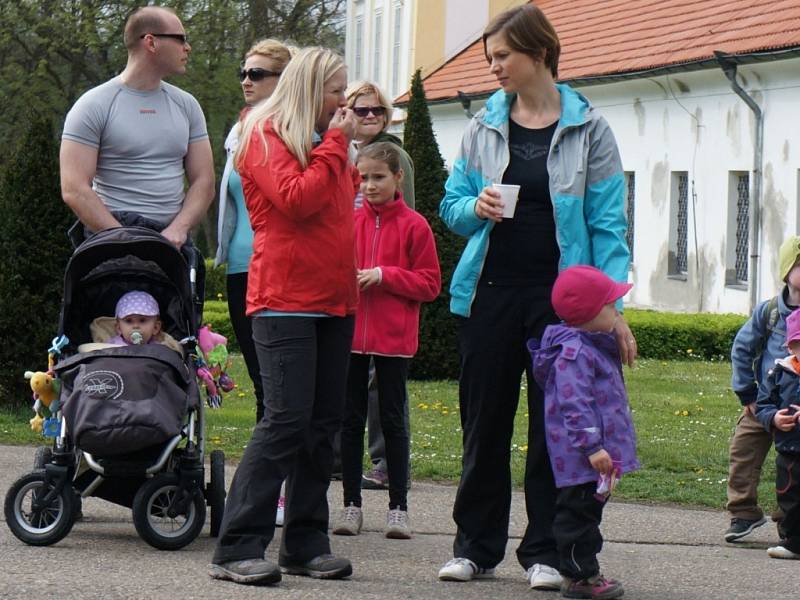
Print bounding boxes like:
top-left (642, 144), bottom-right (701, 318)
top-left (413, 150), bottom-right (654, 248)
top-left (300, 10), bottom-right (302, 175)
top-left (25, 370), bottom-right (60, 433)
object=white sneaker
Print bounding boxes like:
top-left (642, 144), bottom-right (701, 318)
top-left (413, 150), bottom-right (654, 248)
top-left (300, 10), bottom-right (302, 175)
top-left (385, 508), bottom-right (411, 539)
top-left (275, 496), bottom-right (285, 527)
top-left (526, 563), bottom-right (563, 590)
top-left (767, 545), bottom-right (800, 559)
top-left (438, 557), bottom-right (495, 582)
top-left (332, 503), bottom-right (363, 536)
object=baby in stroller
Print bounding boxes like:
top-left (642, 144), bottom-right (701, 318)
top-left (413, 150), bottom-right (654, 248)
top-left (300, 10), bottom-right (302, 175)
top-left (4, 226), bottom-right (226, 551)
top-left (108, 291), bottom-right (163, 346)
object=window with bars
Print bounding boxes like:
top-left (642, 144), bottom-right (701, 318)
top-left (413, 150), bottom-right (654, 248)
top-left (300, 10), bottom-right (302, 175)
top-left (624, 172), bottom-right (635, 265)
top-left (668, 172), bottom-right (688, 277)
top-left (373, 10), bottom-right (382, 82)
top-left (726, 172), bottom-right (750, 285)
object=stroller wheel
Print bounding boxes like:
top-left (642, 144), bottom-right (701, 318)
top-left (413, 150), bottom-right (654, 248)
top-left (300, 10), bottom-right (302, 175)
top-left (132, 473), bottom-right (206, 550)
top-left (208, 450), bottom-right (226, 537)
top-left (33, 446), bottom-right (52, 470)
top-left (4, 471), bottom-right (76, 546)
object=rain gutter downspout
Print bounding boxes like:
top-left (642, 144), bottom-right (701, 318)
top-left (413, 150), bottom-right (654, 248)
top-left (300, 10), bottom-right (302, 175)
top-left (714, 50), bottom-right (763, 313)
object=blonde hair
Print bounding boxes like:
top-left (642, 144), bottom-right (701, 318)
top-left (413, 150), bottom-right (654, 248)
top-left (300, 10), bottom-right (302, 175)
top-left (235, 47), bottom-right (344, 170)
top-left (244, 38), bottom-right (293, 67)
top-left (345, 81), bottom-right (394, 131)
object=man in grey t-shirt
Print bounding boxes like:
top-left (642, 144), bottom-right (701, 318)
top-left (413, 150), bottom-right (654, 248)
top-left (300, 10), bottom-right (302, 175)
top-left (60, 6), bottom-right (214, 249)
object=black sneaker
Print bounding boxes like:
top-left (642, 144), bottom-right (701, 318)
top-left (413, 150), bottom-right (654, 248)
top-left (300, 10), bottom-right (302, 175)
top-left (725, 517), bottom-right (767, 542)
top-left (209, 558), bottom-right (282, 585)
top-left (280, 553), bottom-right (352, 579)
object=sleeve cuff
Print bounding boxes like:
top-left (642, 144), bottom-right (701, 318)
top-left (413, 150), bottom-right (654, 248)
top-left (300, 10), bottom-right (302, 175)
top-left (735, 388), bottom-right (758, 406)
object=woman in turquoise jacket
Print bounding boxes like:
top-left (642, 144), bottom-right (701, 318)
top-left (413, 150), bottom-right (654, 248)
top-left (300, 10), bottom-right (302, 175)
top-left (436, 5), bottom-right (637, 593)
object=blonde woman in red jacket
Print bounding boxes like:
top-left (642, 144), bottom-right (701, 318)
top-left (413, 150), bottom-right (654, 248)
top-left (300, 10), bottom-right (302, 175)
top-left (210, 47), bottom-right (360, 586)
top-left (332, 142), bottom-right (441, 540)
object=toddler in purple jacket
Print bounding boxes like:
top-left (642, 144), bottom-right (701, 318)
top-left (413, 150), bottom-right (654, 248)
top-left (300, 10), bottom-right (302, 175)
top-left (529, 265), bottom-right (639, 600)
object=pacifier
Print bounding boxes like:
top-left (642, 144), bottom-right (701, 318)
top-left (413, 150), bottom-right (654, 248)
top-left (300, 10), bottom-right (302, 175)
top-left (130, 331), bottom-right (144, 345)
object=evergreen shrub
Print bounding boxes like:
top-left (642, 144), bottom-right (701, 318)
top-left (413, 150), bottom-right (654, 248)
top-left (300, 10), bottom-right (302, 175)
top-left (0, 118), bottom-right (74, 408)
top-left (204, 258), bottom-right (226, 300)
top-left (404, 69), bottom-right (464, 380)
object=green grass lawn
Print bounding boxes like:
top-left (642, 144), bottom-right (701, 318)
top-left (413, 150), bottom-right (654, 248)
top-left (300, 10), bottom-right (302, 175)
top-left (0, 356), bottom-right (776, 511)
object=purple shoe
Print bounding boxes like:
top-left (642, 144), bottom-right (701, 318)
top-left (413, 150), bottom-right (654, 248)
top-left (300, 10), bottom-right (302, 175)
top-left (562, 575), bottom-right (624, 599)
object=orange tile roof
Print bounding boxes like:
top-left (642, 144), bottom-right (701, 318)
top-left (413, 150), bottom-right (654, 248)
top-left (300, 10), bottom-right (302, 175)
top-left (398, 0), bottom-right (800, 103)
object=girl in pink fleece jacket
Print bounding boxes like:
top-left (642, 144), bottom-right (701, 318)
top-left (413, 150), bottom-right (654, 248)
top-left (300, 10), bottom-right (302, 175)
top-left (334, 142), bottom-right (440, 540)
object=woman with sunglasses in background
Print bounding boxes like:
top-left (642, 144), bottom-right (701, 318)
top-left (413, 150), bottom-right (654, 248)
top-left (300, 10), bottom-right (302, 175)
top-left (346, 81), bottom-right (414, 210)
top-left (214, 39), bottom-right (291, 524)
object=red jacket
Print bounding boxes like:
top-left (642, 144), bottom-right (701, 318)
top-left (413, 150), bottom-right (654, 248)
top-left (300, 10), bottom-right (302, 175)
top-left (352, 195), bottom-right (441, 357)
top-left (240, 124), bottom-right (360, 317)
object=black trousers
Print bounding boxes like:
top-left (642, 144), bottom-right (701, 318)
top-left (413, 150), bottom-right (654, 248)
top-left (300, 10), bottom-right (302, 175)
top-left (776, 451), bottom-right (800, 553)
top-left (226, 273), bottom-right (265, 422)
top-left (341, 354), bottom-right (410, 509)
top-left (453, 284), bottom-right (560, 569)
top-left (212, 315), bottom-right (354, 565)
top-left (553, 482), bottom-right (606, 580)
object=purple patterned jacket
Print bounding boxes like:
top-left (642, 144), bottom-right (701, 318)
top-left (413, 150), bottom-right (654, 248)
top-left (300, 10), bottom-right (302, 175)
top-left (529, 324), bottom-right (640, 489)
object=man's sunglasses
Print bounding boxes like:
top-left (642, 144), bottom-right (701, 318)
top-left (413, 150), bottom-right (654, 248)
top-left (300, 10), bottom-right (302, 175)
top-left (140, 33), bottom-right (188, 44)
top-left (239, 68), bottom-right (282, 82)
top-left (352, 106), bottom-right (387, 118)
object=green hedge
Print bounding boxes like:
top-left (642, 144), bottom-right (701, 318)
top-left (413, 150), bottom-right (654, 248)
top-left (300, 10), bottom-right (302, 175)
top-left (205, 259), bottom-right (226, 301)
top-left (201, 299), bottom-right (749, 376)
top-left (625, 309), bottom-right (746, 361)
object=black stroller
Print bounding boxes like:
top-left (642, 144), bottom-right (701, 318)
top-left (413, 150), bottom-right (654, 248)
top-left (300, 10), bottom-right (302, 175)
top-left (4, 226), bottom-right (225, 550)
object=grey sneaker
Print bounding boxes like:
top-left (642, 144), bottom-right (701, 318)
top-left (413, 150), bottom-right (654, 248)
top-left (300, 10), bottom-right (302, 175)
top-left (332, 503), bottom-right (363, 536)
top-left (385, 508), bottom-right (411, 539)
top-left (724, 516), bottom-right (767, 542)
top-left (280, 553), bottom-right (352, 579)
top-left (209, 558), bottom-right (282, 585)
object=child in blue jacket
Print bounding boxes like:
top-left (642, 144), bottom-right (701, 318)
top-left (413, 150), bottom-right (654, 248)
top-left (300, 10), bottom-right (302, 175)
top-left (727, 236), bottom-right (800, 541)
top-left (755, 308), bottom-right (800, 560)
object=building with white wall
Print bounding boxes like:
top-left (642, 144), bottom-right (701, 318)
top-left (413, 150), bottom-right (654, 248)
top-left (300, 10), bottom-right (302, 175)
top-left (344, 0), bottom-right (526, 100)
top-left (390, 0), bottom-right (800, 315)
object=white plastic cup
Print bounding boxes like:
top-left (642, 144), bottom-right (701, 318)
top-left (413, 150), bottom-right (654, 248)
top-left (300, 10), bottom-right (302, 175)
top-left (492, 183), bottom-right (521, 218)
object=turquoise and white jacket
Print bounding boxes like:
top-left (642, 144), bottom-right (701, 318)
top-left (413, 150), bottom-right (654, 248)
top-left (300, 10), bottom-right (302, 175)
top-left (440, 84), bottom-right (630, 317)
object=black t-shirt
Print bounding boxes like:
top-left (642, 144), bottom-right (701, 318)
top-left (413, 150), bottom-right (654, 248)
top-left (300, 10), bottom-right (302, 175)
top-left (480, 118), bottom-right (560, 287)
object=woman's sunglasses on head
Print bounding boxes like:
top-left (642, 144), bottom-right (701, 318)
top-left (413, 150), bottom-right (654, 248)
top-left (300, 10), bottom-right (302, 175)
top-left (239, 68), bottom-right (282, 82)
top-left (352, 106), bottom-right (387, 118)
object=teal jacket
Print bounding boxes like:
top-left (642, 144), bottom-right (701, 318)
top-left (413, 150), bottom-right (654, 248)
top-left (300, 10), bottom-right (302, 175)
top-left (439, 84), bottom-right (630, 317)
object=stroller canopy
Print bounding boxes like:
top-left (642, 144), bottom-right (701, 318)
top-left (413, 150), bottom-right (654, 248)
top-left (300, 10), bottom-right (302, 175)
top-left (59, 227), bottom-right (196, 349)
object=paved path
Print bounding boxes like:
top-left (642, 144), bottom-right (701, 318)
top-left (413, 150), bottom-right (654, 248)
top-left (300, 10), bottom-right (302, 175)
top-left (0, 444), bottom-right (793, 599)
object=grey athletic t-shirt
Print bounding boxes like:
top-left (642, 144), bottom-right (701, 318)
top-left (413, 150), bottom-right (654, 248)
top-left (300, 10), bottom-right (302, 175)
top-left (62, 77), bottom-right (209, 224)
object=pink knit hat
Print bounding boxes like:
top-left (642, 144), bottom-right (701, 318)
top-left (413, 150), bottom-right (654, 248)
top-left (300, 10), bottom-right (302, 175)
top-left (115, 291), bottom-right (160, 319)
top-left (551, 265), bottom-right (632, 326)
top-left (785, 309), bottom-right (800, 346)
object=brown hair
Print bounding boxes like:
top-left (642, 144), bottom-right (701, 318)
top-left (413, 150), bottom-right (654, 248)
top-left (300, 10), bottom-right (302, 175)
top-left (482, 4), bottom-right (560, 78)
top-left (124, 6), bottom-right (178, 50)
top-left (245, 38), bottom-right (293, 69)
top-left (356, 142), bottom-right (401, 174)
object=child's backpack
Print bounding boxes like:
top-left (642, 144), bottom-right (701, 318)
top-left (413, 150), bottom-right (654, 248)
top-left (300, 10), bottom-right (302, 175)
top-left (753, 295), bottom-right (781, 379)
